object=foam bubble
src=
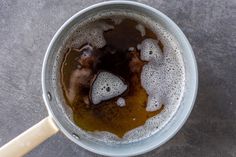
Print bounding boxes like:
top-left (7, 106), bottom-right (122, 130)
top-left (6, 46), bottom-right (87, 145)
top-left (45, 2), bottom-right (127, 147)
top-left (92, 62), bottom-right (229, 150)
top-left (139, 39), bottom-right (163, 62)
top-left (116, 97), bottom-right (126, 107)
top-left (70, 21), bottom-right (114, 48)
top-left (146, 95), bottom-right (162, 111)
top-left (90, 71), bottom-right (128, 105)
top-left (135, 24), bottom-right (146, 36)
top-left (111, 17), bottom-right (124, 25)
top-left (128, 47), bottom-right (135, 51)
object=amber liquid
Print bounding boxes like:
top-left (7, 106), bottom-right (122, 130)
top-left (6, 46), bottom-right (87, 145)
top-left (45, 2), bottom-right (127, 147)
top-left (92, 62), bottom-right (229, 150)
top-left (61, 18), bottom-right (164, 137)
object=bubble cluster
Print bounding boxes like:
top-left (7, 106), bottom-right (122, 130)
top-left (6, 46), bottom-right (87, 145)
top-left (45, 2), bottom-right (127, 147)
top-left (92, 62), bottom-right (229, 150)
top-left (70, 21), bottom-right (114, 48)
top-left (116, 97), bottom-right (126, 107)
top-left (90, 71), bottom-right (128, 105)
top-left (139, 39), bottom-right (163, 62)
top-left (140, 38), bottom-right (184, 114)
top-left (111, 17), bottom-right (124, 25)
top-left (135, 24), bottom-right (146, 36)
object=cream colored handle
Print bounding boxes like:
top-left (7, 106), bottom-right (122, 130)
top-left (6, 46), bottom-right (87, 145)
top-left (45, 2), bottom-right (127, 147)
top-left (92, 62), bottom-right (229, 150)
top-left (0, 116), bottom-right (59, 157)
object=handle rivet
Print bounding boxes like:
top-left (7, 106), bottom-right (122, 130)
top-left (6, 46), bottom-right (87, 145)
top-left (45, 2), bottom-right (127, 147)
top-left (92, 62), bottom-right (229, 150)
top-left (47, 92), bottom-right (52, 101)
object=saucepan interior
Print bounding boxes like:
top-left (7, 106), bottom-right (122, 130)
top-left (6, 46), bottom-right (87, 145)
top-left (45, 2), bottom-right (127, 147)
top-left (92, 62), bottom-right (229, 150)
top-left (42, 1), bottom-right (198, 156)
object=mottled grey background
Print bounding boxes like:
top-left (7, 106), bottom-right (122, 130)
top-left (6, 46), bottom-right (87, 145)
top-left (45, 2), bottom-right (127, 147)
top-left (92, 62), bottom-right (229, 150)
top-left (0, 0), bottom-right (236, 156)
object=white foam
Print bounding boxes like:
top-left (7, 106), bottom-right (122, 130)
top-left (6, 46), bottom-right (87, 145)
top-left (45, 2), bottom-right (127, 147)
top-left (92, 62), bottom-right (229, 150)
top-left (135, 24), bottom-right (146, 36)
top-left (60, 9), bottom-right (185, 144)
top-left (128, 47), bottom-right (135, 51)
top-left (139, 39), bottom-right (163, 62)
top-left (91, 71), bottom-right (128, 105)
top-left (70, 21), bottom-right (114, 48)
top-left (116, 97), bottom-right (126, 107)
top-left (111, 17), bottom-right (124, 25)
top-left (140, 38), bottom-right (184, 114)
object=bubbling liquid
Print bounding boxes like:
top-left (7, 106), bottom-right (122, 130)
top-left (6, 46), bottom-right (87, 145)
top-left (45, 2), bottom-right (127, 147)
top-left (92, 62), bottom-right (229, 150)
top-left (60, 10), bottom-right (185, 143)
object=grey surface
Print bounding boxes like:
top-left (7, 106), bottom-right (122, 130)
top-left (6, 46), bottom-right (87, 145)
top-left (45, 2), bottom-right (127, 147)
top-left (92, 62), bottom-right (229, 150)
top-left (0, 0), bottom-right (235, 156)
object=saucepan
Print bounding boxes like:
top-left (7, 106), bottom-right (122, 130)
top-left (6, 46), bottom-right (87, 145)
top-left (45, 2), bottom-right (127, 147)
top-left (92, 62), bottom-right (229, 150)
top-left (0, 1), bottom-right (198, 156)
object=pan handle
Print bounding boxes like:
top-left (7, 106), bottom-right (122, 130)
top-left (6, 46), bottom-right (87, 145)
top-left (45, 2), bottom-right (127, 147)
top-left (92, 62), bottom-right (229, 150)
top-left (0, 116), bottom-right (59, 157)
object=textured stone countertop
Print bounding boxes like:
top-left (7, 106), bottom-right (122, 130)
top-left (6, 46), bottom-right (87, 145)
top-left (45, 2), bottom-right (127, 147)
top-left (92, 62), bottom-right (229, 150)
top-left (0, 0), bottom-right (235, 156)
